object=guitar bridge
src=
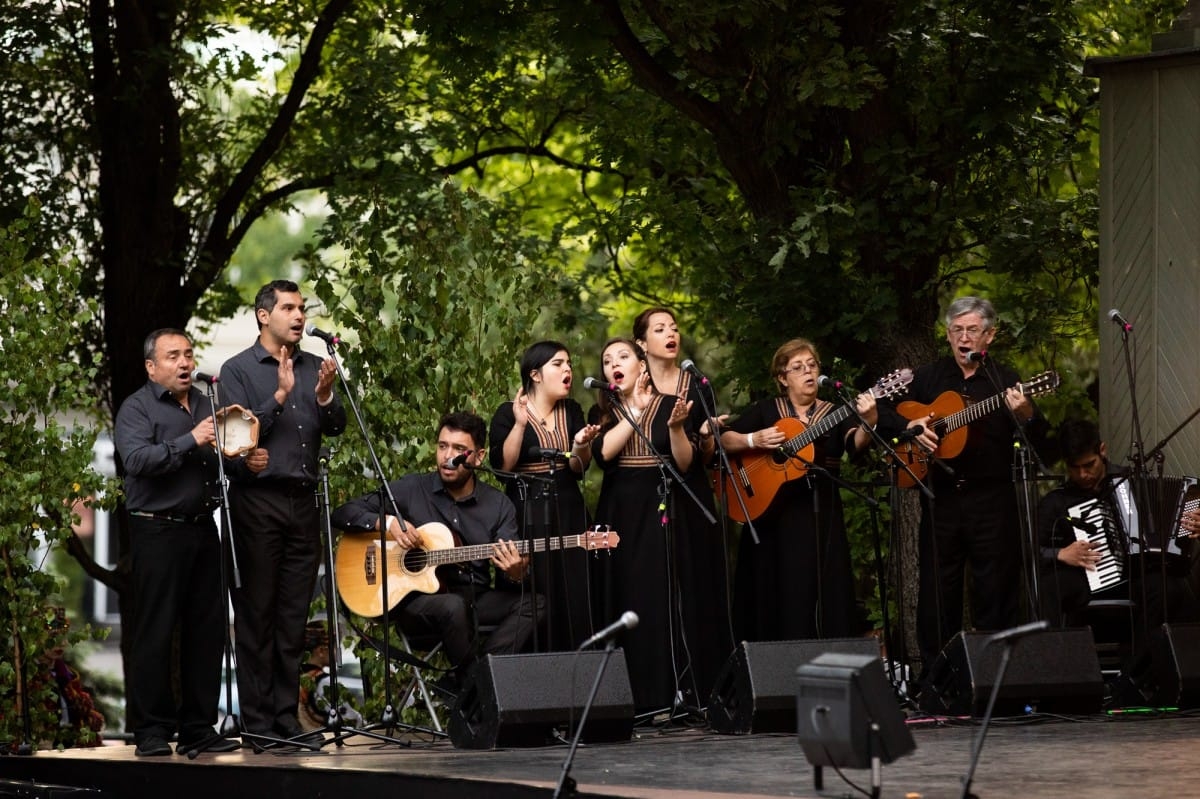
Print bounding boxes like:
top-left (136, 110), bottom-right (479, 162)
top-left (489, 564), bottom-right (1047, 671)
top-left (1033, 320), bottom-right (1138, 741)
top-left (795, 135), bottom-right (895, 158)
top-left (365, 541), bottom-right (377, 586)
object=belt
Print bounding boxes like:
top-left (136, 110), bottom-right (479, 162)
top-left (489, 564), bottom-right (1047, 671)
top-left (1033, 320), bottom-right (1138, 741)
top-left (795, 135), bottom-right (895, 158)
top-left (130, 510), bottom-right (212, 525)
top-left (251, 479), bottom-right (317, 496)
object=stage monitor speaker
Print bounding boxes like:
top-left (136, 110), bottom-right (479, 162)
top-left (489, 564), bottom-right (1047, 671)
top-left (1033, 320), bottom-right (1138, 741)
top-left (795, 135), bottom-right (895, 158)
top-left (1148, 622), bottom-right (1200, 708)
top-left (708, 637), bottom-right (880, 734)
top-left (449, 650), bottom-right (634, 749)
top-left (796, 652), bottom-right (916, 769)
top-left (919, 628), bottom-right (1103, 716)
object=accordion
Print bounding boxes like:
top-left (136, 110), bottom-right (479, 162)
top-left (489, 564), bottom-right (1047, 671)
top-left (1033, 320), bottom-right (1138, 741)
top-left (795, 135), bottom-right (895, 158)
top-left (1066, 496), bottom-right (1126, 593)
top-left (1065, 475), bottom-right (1198, 593)
top-left (1112, 474), bottom-right (1199, 555)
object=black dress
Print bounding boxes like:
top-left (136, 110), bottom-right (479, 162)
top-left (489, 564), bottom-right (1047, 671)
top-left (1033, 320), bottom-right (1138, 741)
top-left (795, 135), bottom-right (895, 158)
top-left (591, 393), bottom-right (725, 712)
top-left (725, 397), bottom-right (859, 641)
top-left (489, 398), bottom-right (595, 651)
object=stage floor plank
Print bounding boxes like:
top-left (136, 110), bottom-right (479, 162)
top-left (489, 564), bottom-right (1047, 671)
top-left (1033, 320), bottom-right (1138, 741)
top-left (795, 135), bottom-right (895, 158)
top-left (2, 712), bottom-right (1199, 798)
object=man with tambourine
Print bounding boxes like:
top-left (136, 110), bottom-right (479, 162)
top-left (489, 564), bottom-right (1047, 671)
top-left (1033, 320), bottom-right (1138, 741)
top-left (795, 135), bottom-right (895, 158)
top-left (115, 328), bottom-right (268, 757)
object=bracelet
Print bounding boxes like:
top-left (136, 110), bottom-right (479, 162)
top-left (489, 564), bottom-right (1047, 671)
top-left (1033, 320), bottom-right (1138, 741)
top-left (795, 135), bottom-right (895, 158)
top-left (746, 432), bottom-right (755, 449)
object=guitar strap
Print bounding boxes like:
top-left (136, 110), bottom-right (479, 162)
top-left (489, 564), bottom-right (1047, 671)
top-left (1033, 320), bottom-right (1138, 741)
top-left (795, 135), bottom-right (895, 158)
top-left (777, 397), bottom-right (832, 425)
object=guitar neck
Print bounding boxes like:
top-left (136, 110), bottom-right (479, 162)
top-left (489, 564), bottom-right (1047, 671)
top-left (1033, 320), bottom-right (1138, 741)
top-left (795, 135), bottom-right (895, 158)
top-left (784, 405), bottom-right (852, 454)
top-left (939, 388), bottom-right (1021, 434)
top-left (422, 534), bottom-right (585, 566)
top-left (783, 382), bottom-right (894, 454)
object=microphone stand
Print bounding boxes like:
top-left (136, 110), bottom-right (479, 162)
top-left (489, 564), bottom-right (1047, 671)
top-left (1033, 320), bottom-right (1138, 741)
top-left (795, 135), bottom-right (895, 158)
top-left (1111, 321), bottom-right (1161, 651)
top-left (551, 639), bottom-right (621, 799)
top-left (692, 372), bottom-right (757, 545)
top-left (317, 337), bottom-right (410, 747)
top-left (959, 620), bottom-right (1048, 799)
top-left (1139, 404), bottom-right (1200, 634)
top-left (188, 382), bottom-right (262, 755)
top-left (974, 356), bottom-right (1052, 624)
top-left (477, 459), bottom-right (557, 656)
top-left (833, 384), bottom-right (916, 692)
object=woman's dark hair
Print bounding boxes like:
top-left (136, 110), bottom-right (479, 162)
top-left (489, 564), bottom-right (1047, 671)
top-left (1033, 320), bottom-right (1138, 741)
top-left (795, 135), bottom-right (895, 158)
top-left (520, 340), bottom-right (569, 394)
top-left (632, 307), bottom-right (676, 343)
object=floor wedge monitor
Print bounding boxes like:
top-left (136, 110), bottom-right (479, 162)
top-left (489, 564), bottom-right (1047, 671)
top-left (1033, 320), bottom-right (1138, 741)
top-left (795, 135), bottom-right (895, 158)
top-left (708, 637), bottom-right (881, 734)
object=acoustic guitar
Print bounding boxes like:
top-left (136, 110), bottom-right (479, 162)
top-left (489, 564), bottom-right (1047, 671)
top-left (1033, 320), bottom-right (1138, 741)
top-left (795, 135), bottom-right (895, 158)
top-left (335, 522), bottom-right (620, 618)
top-left (717, 369), bottom-right (913, 523)
top-left (890, 370), bottom-right (1060, 488)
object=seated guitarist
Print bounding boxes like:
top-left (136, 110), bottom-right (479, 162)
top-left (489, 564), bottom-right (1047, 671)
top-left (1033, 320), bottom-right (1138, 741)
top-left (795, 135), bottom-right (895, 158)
top-left (330, 411), bottom-right (545, 692)
top-left (876, 296), bottom-right (1045, 685)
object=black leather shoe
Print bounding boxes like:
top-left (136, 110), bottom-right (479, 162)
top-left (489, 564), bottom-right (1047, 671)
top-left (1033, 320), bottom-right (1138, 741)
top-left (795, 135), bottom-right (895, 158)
top-left (135, 736), bottom-right (172, 757)
top-left (177, 734), bottom-right (242, 756)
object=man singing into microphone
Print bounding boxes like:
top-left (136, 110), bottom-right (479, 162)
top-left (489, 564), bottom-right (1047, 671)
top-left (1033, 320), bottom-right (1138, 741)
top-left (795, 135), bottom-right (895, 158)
top-left (218, 280), bottom-right (347, 747)
top-left (115, 329), bottom-right (267, 755)
top-left (876, 296), bottom-right (1045, 690)
top-left (331, 411), bottom-right (545, 693)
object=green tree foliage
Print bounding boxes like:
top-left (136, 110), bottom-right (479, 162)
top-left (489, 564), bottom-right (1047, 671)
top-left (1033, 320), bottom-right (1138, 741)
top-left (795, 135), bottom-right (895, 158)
top-left (0, 203), bottom-right (112, 749)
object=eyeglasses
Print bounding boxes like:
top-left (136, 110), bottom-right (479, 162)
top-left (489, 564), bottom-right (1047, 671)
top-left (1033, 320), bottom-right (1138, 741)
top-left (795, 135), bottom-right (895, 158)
top-left (782, 361), bottom-right (820, 374)
top-left (948, 325), bottom-right (986, 337)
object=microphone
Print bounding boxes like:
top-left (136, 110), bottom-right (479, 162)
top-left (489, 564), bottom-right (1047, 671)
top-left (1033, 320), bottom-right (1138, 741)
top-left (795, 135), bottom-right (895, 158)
top-left (680, 359), bottom-right (709, 385)
top-left (583, 376), bottom-right (616, 391)
top-left (1107, 308), bottom-right (1132, 332)
top-left (578, 610), bottom-right (639, 650)
top-left (446, 451), bottom-right (473, 468)
top-left (527, 445), bottom-right (570, 461)
top-left (305, 323), bottom-right (341, 346)
top-left (891, 424), bottom-right (925, 445)
top-left (988, 619), bottom-right (1049, 645)
top-left (817, 375), bottom-right (843, 390)
top-left (966, 350), bottom-right (987, 363)
top-left (190, 369), bottom-right (219, 385)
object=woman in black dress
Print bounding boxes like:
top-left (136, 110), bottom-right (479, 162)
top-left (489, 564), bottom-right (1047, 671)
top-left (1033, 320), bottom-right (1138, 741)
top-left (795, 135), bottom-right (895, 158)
top-left (632, 307), bottom-right (734, 709)
top-left (720, 338), bottom-right (877, 641)
top-left (489, 341), bottom-right (600, 650)
top-left (590, 337), bottom-right (697, 714)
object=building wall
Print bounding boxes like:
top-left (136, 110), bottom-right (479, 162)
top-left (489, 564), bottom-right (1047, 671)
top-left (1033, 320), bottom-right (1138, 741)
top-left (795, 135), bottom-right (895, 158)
top-left (1097, 53), bottom-right (1200, 479)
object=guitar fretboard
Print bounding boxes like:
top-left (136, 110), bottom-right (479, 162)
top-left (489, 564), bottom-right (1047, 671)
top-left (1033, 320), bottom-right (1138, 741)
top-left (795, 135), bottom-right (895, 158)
top-left (782, 379), bottom-right (902, 456)
top-left (382, 533), bottom-right (604, 571)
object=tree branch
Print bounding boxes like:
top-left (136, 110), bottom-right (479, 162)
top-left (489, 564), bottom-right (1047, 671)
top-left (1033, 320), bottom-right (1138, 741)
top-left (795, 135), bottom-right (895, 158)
top-left (188, 0), bottom-right (354, 297)
top-left (591, 0), bottom-right (729, 137)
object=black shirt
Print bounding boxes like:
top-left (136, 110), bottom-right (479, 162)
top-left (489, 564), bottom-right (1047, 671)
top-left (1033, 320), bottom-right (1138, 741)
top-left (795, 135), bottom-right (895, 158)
top-left (219, 340), bottom-right (347, 485)
top-left (114, 381), bottom-right (218, 515)
top-left (330, 471), bottom-right (519, 589)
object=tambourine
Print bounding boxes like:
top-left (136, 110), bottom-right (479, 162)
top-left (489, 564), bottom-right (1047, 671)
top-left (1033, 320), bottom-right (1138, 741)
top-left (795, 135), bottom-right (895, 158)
top-left (215, 404), bottom-right (260, 458)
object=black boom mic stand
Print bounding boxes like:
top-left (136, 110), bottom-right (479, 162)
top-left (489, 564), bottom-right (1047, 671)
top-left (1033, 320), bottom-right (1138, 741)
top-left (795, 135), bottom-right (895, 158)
top-left (191, 382), bottom-right (289, 755)
top-left (314, 333), bottom-right (413, 748)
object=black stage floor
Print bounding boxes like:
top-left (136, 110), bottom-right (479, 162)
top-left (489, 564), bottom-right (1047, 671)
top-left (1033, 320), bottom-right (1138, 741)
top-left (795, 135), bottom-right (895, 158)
top-left (2, 709), bottom-right (1199, 799)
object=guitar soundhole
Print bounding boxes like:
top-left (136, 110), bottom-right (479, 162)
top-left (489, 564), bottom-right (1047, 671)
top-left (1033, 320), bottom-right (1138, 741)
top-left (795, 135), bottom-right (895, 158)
top-left (771, 449), bottom-right (789, 465)
top-left (402, 548), bottom-right (428, 573)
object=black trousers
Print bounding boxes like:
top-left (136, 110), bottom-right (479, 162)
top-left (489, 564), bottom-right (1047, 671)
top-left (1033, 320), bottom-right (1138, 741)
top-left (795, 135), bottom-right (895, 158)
top-left (228, 483), bottom-right (321, 734)
top-left (917, 481), bottom-right (1022, 667)
top-left (128, 515), bottom-right (224, 743)
top-left (396, 584), bottom-right (544, 682)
